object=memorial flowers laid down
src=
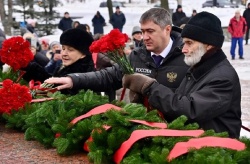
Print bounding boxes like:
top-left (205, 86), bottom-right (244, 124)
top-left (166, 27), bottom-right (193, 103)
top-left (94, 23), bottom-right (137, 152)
top-left (1, 34), bottom-right (250, 164)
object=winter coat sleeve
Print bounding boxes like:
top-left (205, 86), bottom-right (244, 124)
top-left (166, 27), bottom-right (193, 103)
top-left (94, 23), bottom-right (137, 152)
top-left (144, 77), bottom-right (234, 123)
top-left (243, 18), bottom-right (248, 34)
top-left (58, 19), bottom-right (64, 31)
top-left (110, 14), bottom-right (114, 26)
top-left (228, 19), bottom-right (233, 35)
top-left (67, 64), bottom-right (123, 92)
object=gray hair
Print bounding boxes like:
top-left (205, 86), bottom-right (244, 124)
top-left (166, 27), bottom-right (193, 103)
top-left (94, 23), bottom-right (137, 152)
top-left (139, 8), bottom-right (172, 29)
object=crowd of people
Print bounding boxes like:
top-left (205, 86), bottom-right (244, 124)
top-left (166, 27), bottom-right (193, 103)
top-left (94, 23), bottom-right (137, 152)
top-left (1, 3), bottom-right (250, 139)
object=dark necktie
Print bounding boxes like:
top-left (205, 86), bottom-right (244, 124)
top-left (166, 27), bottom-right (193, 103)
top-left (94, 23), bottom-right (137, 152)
top-left (152, 55), bottom-right (163, 67)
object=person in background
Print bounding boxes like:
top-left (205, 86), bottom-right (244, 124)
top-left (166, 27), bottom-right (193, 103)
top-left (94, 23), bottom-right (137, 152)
top-left (58, 12), bottom-right (73, 32)
top-left (26, 19), bottom-right (38, 37)
top-left (72, 21), bottom-right (80, 28)
top-left (84, 24), bottom-right (93, 37)
top-left (44, 8), bottom-right (188, 103)
top-left (228, 10), bottom-right (247, 60)
top-left (110, 6), bottom-right (126, 32)
top-left (191, 9), bottom-right (197, 17)
top-left (243, 3), bottom-right (250, 45)
top-left (172, 5), bottom-right (187, 27)
top-left (45, 41), bottom-right (62, 75)
top-left (23, 29), bottom-right (96, 95)
top-left (92, 11), bottom-right (106, 35)
top-left (39, 38), bottom-right (50, 56)
top-left (122, 12), bottom-right (242, 138)
top-left (23, 32), bottom-right (49, 67)
top-left (131, 25), bottom-right (143, 48)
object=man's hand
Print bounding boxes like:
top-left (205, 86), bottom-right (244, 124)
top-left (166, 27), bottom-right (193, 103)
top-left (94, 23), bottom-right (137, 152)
top-left (122, 73), bottom-right (156, 94)
top-left (44, 77), bottom-right (73, 90)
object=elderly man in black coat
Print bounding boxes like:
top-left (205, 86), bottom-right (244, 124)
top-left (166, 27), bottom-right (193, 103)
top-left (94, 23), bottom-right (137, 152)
top-left (123, 12), bottom-right (242, 139)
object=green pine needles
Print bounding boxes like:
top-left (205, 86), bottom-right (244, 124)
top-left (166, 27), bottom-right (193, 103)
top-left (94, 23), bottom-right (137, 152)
top-left (1, 89), bottom-right (250, 164)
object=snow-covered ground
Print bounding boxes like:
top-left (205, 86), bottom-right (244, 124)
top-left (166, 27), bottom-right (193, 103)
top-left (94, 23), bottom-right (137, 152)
top-left (1, 0), bottom-right (250, 137)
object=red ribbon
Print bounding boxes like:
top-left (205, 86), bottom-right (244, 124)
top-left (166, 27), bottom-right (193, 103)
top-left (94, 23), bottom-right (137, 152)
top-left (113, 129), bottom-right (204, 164)
top-left (70, 104), bottom-right (122, 125)
top-left (29, 80), bottom-right (42, 90)
top-left (167, 136), bottom-right (246, 161)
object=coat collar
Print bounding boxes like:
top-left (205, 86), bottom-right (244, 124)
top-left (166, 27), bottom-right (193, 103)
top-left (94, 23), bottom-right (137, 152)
top-left (188, 49), bottom-right (227, 81)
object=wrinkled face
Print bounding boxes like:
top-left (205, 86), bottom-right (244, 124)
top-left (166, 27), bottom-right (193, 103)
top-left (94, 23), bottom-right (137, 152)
top-left (182, 38), bottom-right (207, 67)
top-left (61, 45), bottom-right (84, 66)
top-left (141, 21), bottom-right (171, 54)
top-left (133, 32), bottom-right (142, 41)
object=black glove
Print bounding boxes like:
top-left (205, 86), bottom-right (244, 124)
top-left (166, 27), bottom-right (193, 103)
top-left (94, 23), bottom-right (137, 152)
top-left (122, 73), bottom-right (156, 94)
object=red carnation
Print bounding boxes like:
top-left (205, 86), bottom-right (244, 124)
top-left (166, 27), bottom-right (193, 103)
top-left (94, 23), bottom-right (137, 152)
top-left (0, 36), bottom-right (34, 71)
top-left (0, 79), bottom-right (32, 114)
top-left (89, 29), bottom-right (133, 74)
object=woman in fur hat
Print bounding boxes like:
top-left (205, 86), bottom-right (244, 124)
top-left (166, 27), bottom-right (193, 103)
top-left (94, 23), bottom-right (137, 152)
top-left (23, 28), bottom-right (95, 95)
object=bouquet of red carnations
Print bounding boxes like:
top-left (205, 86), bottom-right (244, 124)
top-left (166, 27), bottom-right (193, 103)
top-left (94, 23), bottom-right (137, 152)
top-left (89, 29), bottom-right (134, 74)
top-left (0, 79), bottom-right (32, 114)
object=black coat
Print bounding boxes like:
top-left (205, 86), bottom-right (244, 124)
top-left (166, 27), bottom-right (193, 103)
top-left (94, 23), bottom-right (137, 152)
top-left (68, 27), bottom-right (188, 93)
top-left (23, 55), bottom-right (95, 95)
top-left (243, 8), bottom-right (250, 27)
top-left (110, 12), bottom-right (126, 31)
top-left (144, 50), bottom-right (241, 138)
top-left (92, 15), bottom-right (105, 34)
top-left (58, 17), bottom-right (73, 32)
top-left (172, 11), bottom-right (187, 27)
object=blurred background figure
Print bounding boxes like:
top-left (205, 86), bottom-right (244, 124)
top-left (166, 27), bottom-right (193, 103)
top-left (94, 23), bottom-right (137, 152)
top-left (26, 19), bottom-right (38, 37)
top-left (228, 10), bottom-right (247, 60)
top-left (191, 9), bottom-right (197, 17)
top-left (92, 11), bottom-right (106, 35)
top-left (243, 3), bottom-right (250, 44)
top-left (45, 41), bottom-right (62, 75)
top-left (110, 6), bottom-right (126, 32)
top-left (72, 21), bottom-right (80, 28)
top-left (172, 5), bottom-right (187, 27)
top-left (58, 12), bottom-right (73, 32)
top-left (23, 32), bottom-right (49, 67)
top-left (131, 26), bottom-right (143, 48)
top-left (39, 38), bottom-right (50, 56)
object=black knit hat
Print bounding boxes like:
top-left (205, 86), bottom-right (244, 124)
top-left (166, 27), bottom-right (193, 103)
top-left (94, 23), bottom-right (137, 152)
top-left (60, 28), bottom-right (93, 56)
top-left (181, 11), bottom-right (224, 48)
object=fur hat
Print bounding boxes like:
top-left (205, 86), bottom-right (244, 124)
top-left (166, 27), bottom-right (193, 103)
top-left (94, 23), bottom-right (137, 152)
top-left (181, 11), bottom-right (224, 48)
top-left (60, 28), bottom-right (93, 56)
top-left (132, 26), bottom-right (142, 36)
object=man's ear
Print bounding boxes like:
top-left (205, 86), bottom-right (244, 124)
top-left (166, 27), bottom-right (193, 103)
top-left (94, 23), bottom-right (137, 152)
top-left (206, 45), bottom-right (214, 51)
top-left (165, 25), bottom-right (172, 33)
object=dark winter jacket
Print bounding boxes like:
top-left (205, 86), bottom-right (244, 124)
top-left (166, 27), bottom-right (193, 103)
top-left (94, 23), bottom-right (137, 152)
top-left (58, 17), bottom-right (73, 32)
top-left (243, 8), bottom-right (250, 27)
top-left (68, 27), bottom-right (189, 93)
top-left (23, 55), bottom-right (95, 95)
top-left (92, 15), bottom-right (105, 34)
top-left (228, 16), bottom-right (247, 38)
top-left (172, 11), bottom-right (187, 27)
top-left (110, 12), bottom-right (126, 31)
top-left (143, 49), bottom-right (241, 138)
